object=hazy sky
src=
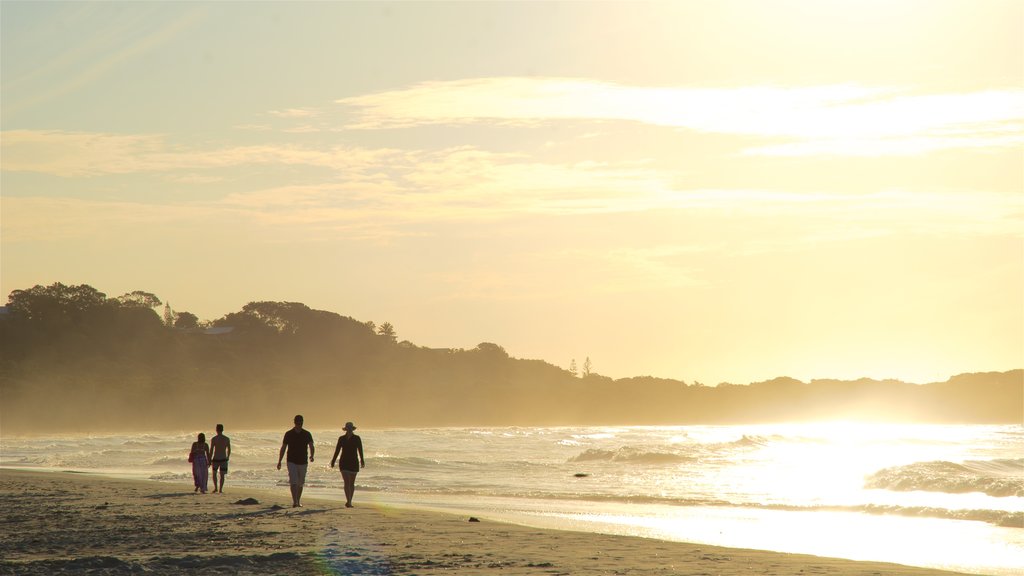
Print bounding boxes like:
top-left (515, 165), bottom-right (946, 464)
top-left (2, 1), bottom-right (1021, 384)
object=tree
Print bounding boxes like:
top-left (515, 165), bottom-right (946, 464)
top-left (377, 322), bottom-right (397, 342)
top-left (569, 359), bottom-right (578, 377)
top-left (241, 301), bottom-right (311, 333)
top-left (117, 291), bottom-right (162, 309)
top-left (6, 282), bottom-right (107, 323)
top-left (173, 311), bottom-right (200, 330)
top-left (582, 357), bottom-right (592, 378)
top-left (474, 342), bottom-right (508, 358)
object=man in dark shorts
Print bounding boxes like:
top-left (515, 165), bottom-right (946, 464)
top-left (210, 423), bottom-right (231, 494)
top-left (277, 415), bottom-right (314, 507)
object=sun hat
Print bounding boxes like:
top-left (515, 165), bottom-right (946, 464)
top-left (344, 422), bottom-right (356, 431)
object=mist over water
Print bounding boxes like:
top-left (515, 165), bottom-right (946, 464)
top-left (2, 423), bottom-right (1021, 575)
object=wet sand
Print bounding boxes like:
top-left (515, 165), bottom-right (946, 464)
top-left (0, 469), bottom-right (975, 575)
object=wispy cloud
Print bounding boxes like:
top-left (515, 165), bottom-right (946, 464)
top-left (1, 196), bottom-right (212, 242)
top-left (0, 130), bottom-right (404, 177)
top-left (744, 132), bottom-right (1024, 157)
top-left (1, 131), bottom-right (168, 177)
top-left (4, 128), bottom-right (1021, 242)
top-left (337, 77), bottom-right (1024, 156)
top-left (266, 108), bottom-right (321, 119)
top-left (2, 6), bottom-right (203, 116)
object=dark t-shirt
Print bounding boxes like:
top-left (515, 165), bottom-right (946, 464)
top-left (283, 428), bottom-right (314, 465)
top-left (337, 434), bottom-right (363, 472)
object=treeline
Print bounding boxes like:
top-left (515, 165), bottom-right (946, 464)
top-left (0, 283), bottom-right (1020, 433)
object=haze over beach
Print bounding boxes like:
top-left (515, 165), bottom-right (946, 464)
top-left (2, 2), bottom-right (1023, 576)
top-left (2, 0), bottom-right (1021, 385)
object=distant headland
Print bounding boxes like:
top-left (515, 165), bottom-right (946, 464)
top-left (1, 283), bottom-right (1020, 433)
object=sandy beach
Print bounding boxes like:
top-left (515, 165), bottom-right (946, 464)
top-left (0, 469), bottom-right (977, 575)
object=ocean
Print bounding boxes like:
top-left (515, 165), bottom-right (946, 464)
top-left (2, 423), bottom-right (1021, 575)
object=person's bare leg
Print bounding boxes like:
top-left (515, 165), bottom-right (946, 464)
top-left (343, 472), bottom-right (356, 507)
top-left (290, 484), bottom-right (299, 507)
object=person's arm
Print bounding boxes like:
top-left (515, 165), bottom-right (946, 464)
top-left (225, 438), bottom-right (231, 460)
top-left (307, 434), bottom-right (315, 463)
top-left (358, 437), bottom-right (365, 468)
top-left (277, 438), bottom-right (287, 470)
top-left (206, 443), bottom-right (212, 466)
top-left (330, 437), bottom-right (342, 468)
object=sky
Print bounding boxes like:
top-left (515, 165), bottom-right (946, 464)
top-left (2, 1), bottom-right (1021, 385)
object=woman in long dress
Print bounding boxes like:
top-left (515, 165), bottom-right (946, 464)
top-left (191, 433), bottom-right (212, 493)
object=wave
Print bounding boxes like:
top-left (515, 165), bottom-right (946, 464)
top-left (566, 435), bottom-right (778, 465)
top-left (728, 501), bottom-right (1022, 528)
top-left (865, 459), bottom-right (1024, 498)
top-left (371, 456), bottom-right (443, 468)
top-left (856, 504), bottom-right (1023, 528)
top-left (360, 486), bottom-right (1022, 529)
top-left (149, 472), bottom-right (190, 482)
top-left (149, 457), bottom-right (189, 467)
top-left (730, 434), bottom-right (771, 447)
top-left (568, 447), bottom-right (695, 465)
top-left (540, 493), bottom-right (1020, 527)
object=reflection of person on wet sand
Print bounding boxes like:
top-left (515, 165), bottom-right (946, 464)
top-left (330, 421), bottom-right (365, 508)
top-left (210, 424), bottom-right (231, 494)
top-left (277, 415), bottom-right (314, 508)
top-left (190, 433), bottom-right (211, 494)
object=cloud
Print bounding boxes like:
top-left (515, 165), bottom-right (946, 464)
top-left (337, 77), bottom-right (1024, 156)
top-left (2, 6), bottom-right (203, 116)
top-left (744, 132), bottom-right (1024, 157)
top-left (266, 108), bottom-right (320, 119)
top-left (0, 130), bottom-right (405, 177)
top-left (0, 196), bottom-right (213, 242)
top-left (165, 173), bottom-right (225, 184)
top-left (4, 126), bottom-right (1020, 243)
top-left (1, 131), bottom-right (168, 177)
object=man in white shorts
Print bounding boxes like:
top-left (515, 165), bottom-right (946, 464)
top-left (276, 415), bottom-right (314, 507)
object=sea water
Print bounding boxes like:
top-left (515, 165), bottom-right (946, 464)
top-left (2, 423), bottom-right (1021, 575)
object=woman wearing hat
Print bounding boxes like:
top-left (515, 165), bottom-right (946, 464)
top-left (330, 422), bottom-right (365, 508)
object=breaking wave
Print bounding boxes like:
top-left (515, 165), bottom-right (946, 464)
top-left (568, 446), bottom-right (695, 465)
top-left (731, 434), bottom-right (771, 447)
top-left (865, 459), bottom-right (1024, 498)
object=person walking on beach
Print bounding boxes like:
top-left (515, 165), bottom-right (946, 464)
top-left (277, 415), bottom-right (314, 508)
top-left (190, 433), bottom-right (212, 494)
top-left (330, 421), bottom-right (365, 508)
top-left (210, 424), bottom-right (231, 494)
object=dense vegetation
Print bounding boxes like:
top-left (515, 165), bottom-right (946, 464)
top-left (1, 283), bottom-right (1020, 433)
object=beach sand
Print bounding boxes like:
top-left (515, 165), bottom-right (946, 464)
top-left (0, 469), bottom-right (974, 575)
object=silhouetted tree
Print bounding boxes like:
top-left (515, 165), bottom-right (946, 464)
top-left (583, 357), bottom-right (592, 377)
top-left (377, 322), bottom-right (397, 342)
top-left (7, 282), bottom-right (107, 323)
top-left (569, 359), bottom-right (578, 377)
top-left (474, 342), bottom-right (508, 358)
top-left (117, 291), bottom-right (162, 309)
top-left (212, 310), bottom-right (277, 337)
top-left (241, 301), bottom-right (311, 334)
top-left (173, 311), bottom-right (201, 330)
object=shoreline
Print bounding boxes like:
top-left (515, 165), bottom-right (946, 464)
top-left (0, 469), bottom-right (977, 575)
